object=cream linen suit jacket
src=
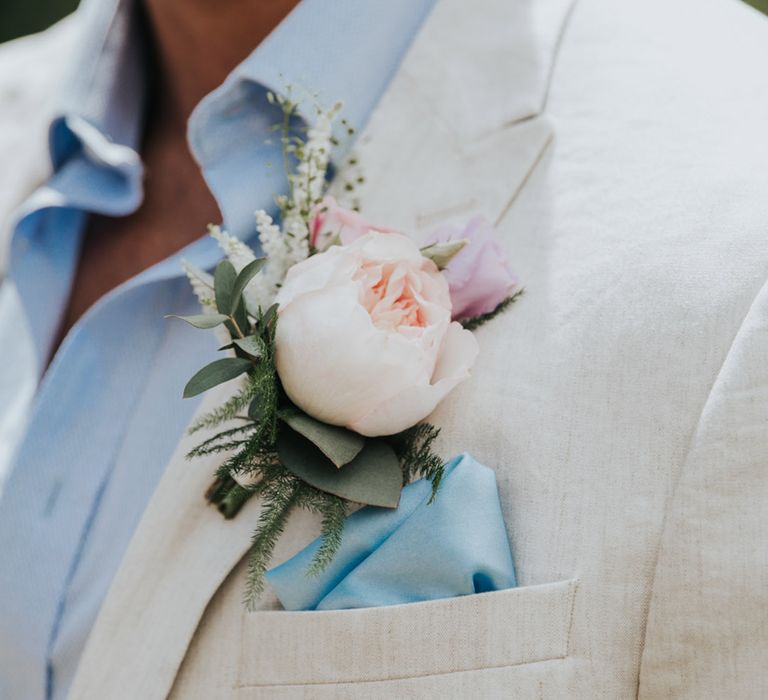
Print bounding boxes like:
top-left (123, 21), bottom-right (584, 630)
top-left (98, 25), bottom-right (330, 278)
top-left (1, 0), bottom-right (768, 697)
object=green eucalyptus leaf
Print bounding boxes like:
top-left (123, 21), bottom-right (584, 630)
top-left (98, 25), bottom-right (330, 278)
top-left (231, 297), bottom-right (251, 338)
top-left (234, 335), bottom-right (265, 359)
top-left (420, 239), bottom-right (469, 270)
top-left (166, 313), bottom-right (229, 329)
top-left (214, 260), bottom-right (237, 315)
top-left (229, 258), bottom-right (266, 315)
top-left (183, 357), bottom-right (252, 398)
top-left (280, 409), bottom-right (364, 468)
top-left (278, 430), bottom-right (402, 508)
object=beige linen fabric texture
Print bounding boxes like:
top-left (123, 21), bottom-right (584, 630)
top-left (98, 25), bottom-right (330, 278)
top-left (0, 0), bottom-right (767, 697)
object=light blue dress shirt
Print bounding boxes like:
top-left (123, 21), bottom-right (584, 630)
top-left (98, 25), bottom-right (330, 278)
top-left (0, 0), bottom-right (436, 697)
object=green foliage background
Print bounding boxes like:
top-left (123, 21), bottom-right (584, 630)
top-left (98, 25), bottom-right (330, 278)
top-left (0, 0), bottom-right (79, 44)
top-left (1, 0), bottom-right (767, 43)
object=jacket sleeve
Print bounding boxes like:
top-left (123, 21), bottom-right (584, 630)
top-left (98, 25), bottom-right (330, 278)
top-left (639, 276), bottom-right (768, 698)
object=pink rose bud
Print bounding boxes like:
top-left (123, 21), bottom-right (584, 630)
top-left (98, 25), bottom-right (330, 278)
top-left (431, 216), bottom-right (518, 321)
top-left (310, 196), bottom-right (392, 250)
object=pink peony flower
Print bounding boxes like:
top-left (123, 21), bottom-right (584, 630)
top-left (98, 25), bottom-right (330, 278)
top-left (309, 196), bottom-right (393, 250)
top-left (275, 232), bottom-right (479, 437)
top-left (431, 216), bottom-right (518, 321)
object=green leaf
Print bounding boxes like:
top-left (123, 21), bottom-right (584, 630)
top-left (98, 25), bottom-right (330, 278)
top-left (280, 409), bottom-right (365, 468)
top-left (260, 303), bottom-right (279, 331)
top-left (183, 357), bottom-right (252, 398)
top-left (166, 313), bottom-right (229, 329)
top-left (229, 258), bottom-right (266, 315)
top-left (278, 430), bottom-right (402, 508)
top-left (420, 239), bottom-right (469, 269)
top-left (231, 297), bottom-right (251, 338)
top-left (214, 260), bottom-right (237, 315)
top-left (233, 335), bottom-right (265, 359)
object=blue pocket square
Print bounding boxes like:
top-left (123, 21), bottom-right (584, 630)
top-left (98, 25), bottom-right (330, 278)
top-left (266, 453), bottom-right (516, 611)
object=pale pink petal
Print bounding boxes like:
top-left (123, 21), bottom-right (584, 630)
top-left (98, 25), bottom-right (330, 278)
top-left (349, 323), bottom-right (479, 436)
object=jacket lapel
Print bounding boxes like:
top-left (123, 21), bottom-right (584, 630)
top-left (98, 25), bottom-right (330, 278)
top-left (68, 382), bottom-right (266, 700)
top-left (349, 0), bottom-right (575, 235)
top-left (69, 0), bottom-right (575, 697)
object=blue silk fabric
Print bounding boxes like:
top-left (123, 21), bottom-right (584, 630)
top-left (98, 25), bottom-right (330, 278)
top-left (267, 454), bottom-right (516, 611)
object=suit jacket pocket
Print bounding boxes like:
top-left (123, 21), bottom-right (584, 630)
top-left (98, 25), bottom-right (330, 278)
top-left (236, 578), bottom-right (578, 689)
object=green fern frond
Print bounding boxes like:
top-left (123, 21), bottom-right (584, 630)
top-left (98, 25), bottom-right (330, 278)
top-left (186, 423), bottom-right (255, 459)
top-left (189, 374), bottom-right (261, 433)
top-left (214, 444), bottom-right (278, 481)
top-left (395, 423), bottom-right (445, 503)
top-left (305, 493), bottom-right (347, 577)
top-left (244, 475), bottom-right (302, 610)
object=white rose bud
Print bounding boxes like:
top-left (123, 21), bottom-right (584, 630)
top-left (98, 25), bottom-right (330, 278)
top-left (274, 232), bottom-right (479, 437)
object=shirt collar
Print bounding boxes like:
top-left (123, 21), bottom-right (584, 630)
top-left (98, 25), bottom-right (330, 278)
top-left (53, 0), bottom-right (147, 159)
top-left (189, 0), bottom-right (437, 157)
top-left (28, 0), bottom-right (437, 265)
top-left (44, 0), bottom-right (147, 215)
top-left (189, 0), bottom-right (437, 240)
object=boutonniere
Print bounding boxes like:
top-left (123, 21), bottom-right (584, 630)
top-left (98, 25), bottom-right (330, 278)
top-left (170, 94), bottom-right (522, 608)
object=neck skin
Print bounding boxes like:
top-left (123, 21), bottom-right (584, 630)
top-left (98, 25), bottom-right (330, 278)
top-left (143, 0), bottom-right (302, 127)
top-left (53, 0), bottom-right (301, 353)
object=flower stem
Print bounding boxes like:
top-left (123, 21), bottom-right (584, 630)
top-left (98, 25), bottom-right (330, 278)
top-left (206, 475), bottom-right (256, 519)
top-left (228, 314), bottom-right (246, 339)
top-left (206, 475), bottom-right (235, 504)
top-left (218, 484), bottom-right (255, 519)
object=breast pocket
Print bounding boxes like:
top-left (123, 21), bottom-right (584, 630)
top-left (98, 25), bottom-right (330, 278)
top-left (235, 578), bottom-right (578, 698)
